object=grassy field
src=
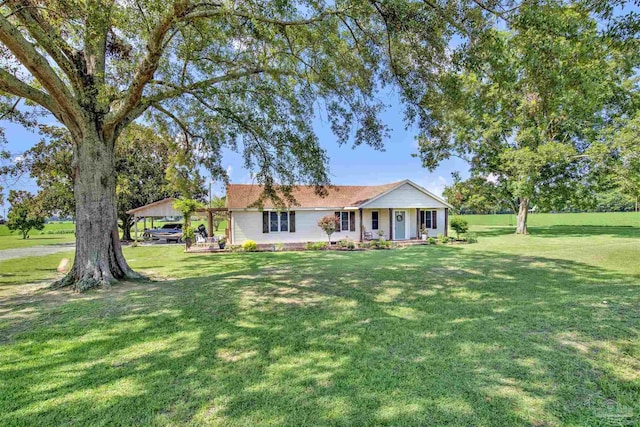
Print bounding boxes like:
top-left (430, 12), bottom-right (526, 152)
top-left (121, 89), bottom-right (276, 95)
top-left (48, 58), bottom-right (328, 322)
top-left (0, 222), bottom-right (638, 426)
top-left (461, 211), bottom-right (640, 227)
top-left (0, 220), bottom-right (227, 251)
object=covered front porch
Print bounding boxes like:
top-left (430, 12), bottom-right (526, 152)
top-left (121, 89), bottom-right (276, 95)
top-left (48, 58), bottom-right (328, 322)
top-left (357, 207), bottom-right (449, 242)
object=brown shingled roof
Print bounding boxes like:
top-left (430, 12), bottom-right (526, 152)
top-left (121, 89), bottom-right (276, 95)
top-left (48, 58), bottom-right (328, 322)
top-left (226, 182), bottom-right (402, 209)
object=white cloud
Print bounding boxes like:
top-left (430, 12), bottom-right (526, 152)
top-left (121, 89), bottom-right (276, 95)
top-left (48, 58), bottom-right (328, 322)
top-left (422, 175), bottom-right (448, 197)
top-left (226, 164), bottom-right (233, 176)
top-left (12, 155), bottom-right (23, 164)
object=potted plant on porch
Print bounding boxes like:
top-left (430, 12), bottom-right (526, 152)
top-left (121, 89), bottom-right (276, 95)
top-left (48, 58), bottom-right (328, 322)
top-left (420, 226), bottom-right (428, 241)
top-left (218, 237), bottom-right (227, 250)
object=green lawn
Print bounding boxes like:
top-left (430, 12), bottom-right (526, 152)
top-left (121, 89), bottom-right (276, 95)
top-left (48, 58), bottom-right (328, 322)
top-left (461, 211), bottom-right (640, 227)
top-left (0, 220), bottom-right (226, 250)
top-left (0, 222), bottom-right (76, 250)
top-left (0, 225), bottom-right (638, 426)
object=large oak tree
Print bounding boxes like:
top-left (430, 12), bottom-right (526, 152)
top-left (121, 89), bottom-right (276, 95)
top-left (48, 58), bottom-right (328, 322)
top-left (0, 0), bottom-right (524, 289)
top-left (5, 123), bottom-right (206, 240)
top-left (0, 0), bottom-right (407, 291)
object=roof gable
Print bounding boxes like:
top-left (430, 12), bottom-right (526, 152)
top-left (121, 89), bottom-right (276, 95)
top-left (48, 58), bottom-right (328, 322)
top-left (358, 180), bottom-right (452, 209)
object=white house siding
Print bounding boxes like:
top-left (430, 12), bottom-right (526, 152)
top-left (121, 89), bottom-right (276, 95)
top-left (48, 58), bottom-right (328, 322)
top-left (366, 208), bottom-right (445, 239)
top-left (362, 183), bottom-right (446, 209)
top-left (231, 210), bottom-right (361, 245)
top-left (361, 183), bottom-right (449, 238)
top-left (361, 209), bottom-right (390, 240)
top-left (230, 183), bottom-right (450, 244)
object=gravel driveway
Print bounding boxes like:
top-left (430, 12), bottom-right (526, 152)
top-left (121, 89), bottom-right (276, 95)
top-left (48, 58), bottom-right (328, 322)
top-left (0, 244), bottom-right (75, 262)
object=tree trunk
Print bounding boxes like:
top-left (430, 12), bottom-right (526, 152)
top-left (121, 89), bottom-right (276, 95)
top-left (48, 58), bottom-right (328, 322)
top-left (53, 126), bottom-right (140, 292)
top-left (120, 214), bottom-right (133, 241)
top-left (515, 198), bottom-right (529, 235)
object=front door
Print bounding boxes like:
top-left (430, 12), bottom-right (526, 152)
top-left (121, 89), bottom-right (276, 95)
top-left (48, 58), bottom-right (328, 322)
top-left (394, 210), bottom-right (406, 240)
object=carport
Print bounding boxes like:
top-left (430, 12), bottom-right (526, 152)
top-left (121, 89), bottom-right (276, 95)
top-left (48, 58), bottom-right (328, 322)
top-left (126, 198), bottom-right (228, 241)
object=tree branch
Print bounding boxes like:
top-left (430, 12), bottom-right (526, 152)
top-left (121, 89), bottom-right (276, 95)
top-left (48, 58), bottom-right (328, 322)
top-left (0, 13), bottom-right (81, 134)
top-left (4, 0), bottom-right (82, 92)
top-left (151, 102), bottom-right (197, 145)
top-left (142, 68), bottom-right (281, 103)
top-left (103, 1), bottom-right (190, 138)
top-left (181, 4), bottom-right (340, 26)
top-left (0, 68), bottom-right (60, 119)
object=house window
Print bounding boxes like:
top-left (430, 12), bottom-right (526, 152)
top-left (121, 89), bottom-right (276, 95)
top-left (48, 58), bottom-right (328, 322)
top-left (341, 212), bottom-right (349, 231)
top-left (371, 211), bottom-right (379, 230)
top-left (421, 210), bottom-right (437, 229)
top-left (263, 211), bottom-right (295, 233)
top-left (335, 211), bottom-right (355, 232)
top-left (270, 212), bottom-right (279, 232)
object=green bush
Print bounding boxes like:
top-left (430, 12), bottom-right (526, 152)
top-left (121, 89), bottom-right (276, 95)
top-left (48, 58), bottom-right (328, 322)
top-left (450, 216), bottom-right (469, 240)
top-left (306, 241), bottom-right (327, 251)
top-left (438, 234), bottom-right (450, 244)
top-left (466, 232), bottom-right (478, 244)
top-left (42, 229), bottom-right (75, 235)
top-left (183, 226), bottom-right (195, 241)
top-left (371, 239), bottom-right (392, 249)
top-left (338, 239), bottom-right (356, 250)
top-left (242, 240), bottom-right (258, 252)
top-left (428, 237), bottom-right (436, 245)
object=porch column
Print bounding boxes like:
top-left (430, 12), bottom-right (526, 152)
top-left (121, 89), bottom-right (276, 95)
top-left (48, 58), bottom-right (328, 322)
top-left (389, 208), bottom-right (393, 240)
top-left (151, 217), bottom-right (154, 229)
top-left (359, 208), bottom-right (363, 242)
top-left (444, 208), bottom-right (449, 237)
top-left (143, 217), bottom-right (146, 230)
top-left (207, 210), bottom-right (213, 237)
top-left (416, 208), bottom-right (420, 239)
top-left (134, 215), bottom-right (138, 241)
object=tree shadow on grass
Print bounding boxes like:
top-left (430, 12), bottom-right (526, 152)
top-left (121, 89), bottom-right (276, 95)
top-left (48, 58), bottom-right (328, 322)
top-left (0, 247), bottom-right (639, 426)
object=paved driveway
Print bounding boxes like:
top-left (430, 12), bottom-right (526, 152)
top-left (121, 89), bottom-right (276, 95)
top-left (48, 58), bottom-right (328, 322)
top-left (0, 244), bottom-right (75, 262)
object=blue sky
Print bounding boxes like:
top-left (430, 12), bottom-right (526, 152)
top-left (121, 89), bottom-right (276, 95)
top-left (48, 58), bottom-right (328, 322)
top-left (1, 89), bottom-right (469, 203)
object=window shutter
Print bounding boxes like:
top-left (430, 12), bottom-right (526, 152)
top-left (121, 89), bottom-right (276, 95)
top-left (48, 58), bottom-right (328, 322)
top-left (262, 211), bottom-right (269, 233)
top-left (349, 211), bottom-right (355, 232)
top-left (289, 211), bottom-right (296, 232)
top-left (432, 211), bottom-right (437, 229)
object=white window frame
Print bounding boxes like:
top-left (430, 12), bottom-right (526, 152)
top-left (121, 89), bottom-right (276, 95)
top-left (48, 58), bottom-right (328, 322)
top-left (371, 211), bottom-right (379, 230)
top-left (269, 211), bottom-right (291, 233)
top-left (340, 211), bottom-right (350, 232)
top-left (421, 210), bottom-right (436, 229)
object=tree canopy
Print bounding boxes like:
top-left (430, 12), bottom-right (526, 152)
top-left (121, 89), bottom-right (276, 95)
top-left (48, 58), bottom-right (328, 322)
top-left (4, 123), bottom-right (205, 240)
top-left (0, 0), bottom-right (492, 289)
top-left (401, 1), bottom-right (638, 233)
top-left (6, 189), bottom-right (45, 239)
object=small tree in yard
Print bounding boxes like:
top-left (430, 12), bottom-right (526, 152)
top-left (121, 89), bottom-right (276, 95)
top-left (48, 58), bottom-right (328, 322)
top-left (174, 198), bottom-right (202, 248)
top-left (449, 217), bottom-right (469, 240)
top-left (6, 190), bottom-right (45, 239)
top-left (318, 215), bottom-right (340, 245)
top-left (173, 199), bottom-right (202, 229)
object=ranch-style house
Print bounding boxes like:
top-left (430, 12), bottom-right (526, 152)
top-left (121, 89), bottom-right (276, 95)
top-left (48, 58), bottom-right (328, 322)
top-left (227, 179), bottom-right (452, 245)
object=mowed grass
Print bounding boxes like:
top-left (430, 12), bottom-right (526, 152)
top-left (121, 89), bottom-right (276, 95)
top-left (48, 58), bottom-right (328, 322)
top-left (0, 223), bottom-right (75, 250)
top-left (0, 220), bottom-right (227, 251)
top-left (0, 226), bottom-right (639, 426)
top-left (461, 211), bottom-right (640, 227)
